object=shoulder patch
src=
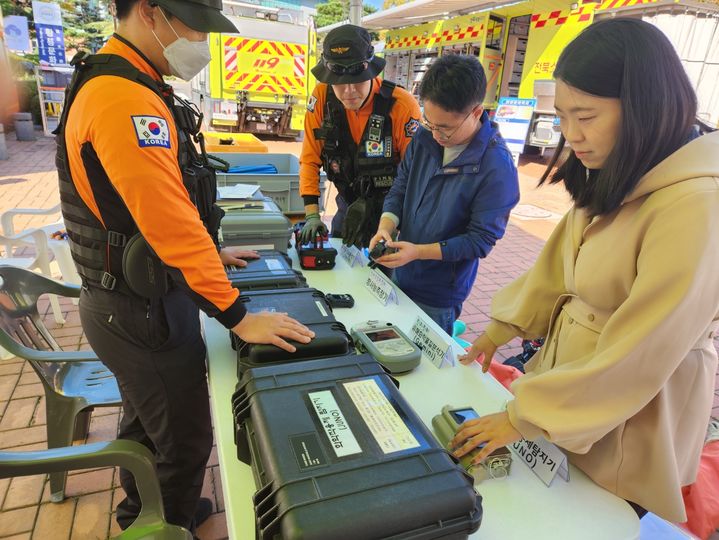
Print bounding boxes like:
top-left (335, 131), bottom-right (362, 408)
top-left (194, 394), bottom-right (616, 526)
top-left (306, 95), bottom-right (317, 113)
top-left (404, 118), bottom-right (420, 138)
top-left (131, 115), bottom-right (171, 149)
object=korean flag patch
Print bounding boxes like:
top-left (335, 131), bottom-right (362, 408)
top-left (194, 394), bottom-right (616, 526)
top-left (131, 115), bottom-right (171, 149)
top-left (366, 139), bottom-right (385, 157)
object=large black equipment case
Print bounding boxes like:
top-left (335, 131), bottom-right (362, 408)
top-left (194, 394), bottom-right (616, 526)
top-left (231, 354), bottom-right (483, 539)
top-left (224, 250), bottom-right (306, 291)
top-left (231, 288), bottom-right (352, 374)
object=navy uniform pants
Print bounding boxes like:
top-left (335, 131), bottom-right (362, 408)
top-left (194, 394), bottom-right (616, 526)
top-left (79, 286), bottom-right (212, 533)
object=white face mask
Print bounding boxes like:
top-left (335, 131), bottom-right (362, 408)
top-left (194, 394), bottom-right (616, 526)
top-left (152, 9), bottom-right (210, 81)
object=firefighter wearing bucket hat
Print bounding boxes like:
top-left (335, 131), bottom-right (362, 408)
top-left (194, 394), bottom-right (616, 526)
top-left (299, 24), bottom-right (421, 248)
top-left (55, 0), bottom-right (314, 534)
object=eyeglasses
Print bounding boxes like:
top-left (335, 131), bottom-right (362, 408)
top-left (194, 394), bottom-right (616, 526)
top-left (421, 106), bottom-right (478, 140)
top-left (323, 55), bottom-right (373, 76)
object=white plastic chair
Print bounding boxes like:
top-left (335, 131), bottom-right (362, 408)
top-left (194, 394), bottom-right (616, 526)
top-left (0, 203), bottom-right (80, 324)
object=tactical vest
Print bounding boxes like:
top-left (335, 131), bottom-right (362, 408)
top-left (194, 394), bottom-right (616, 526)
top-left (55, 40), bottom-right (223, 295)
top-left (313, 80), bottom-right (398, 204)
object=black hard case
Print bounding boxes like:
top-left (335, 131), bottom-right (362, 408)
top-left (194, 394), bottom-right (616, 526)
top-left (231, 354), bottom-right (483, 539)
top-left (230, 288), bottom-right (352, 374)
top-left (225, 250), bottom-right (306, 291)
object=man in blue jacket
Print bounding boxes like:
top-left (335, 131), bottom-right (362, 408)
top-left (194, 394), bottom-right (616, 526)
top-left (370, 55), bottom-right (519, 335)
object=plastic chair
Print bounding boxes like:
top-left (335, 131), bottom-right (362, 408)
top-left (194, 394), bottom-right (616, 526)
top-left (0, 226), bottom-right (67, 324)
top-left (1, 203), bottom-right (82, 324)
top-left (0, 265), bottom-right (121, 502)
top-left (0, 439), bottom-right (192, 540)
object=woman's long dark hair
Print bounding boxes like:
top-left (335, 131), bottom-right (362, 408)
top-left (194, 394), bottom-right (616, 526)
top-left (539, 18), bottom-right (698, 216)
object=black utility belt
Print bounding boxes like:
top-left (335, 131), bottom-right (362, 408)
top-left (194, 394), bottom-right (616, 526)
top-left (81, 272), bottom-right (177, 299)
top-left (333, 176), bottom-right (394, 192)
top-left (80, 274), bottom-right (136, 298)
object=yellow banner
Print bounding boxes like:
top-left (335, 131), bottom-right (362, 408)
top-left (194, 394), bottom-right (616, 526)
top-left (519, 5), bottom-right (595, 99)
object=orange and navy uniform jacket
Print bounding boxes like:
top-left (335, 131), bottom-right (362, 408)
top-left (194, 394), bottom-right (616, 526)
top-left (299, 78), bottom-right (422, 200)
top-left (64, 36), bottom-right (245, 328)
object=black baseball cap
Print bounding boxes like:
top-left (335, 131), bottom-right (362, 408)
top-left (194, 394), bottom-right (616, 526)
top-left (152, 0), bottom-right (238, 33)
top-left (312, 24), bottom-right (386, 84)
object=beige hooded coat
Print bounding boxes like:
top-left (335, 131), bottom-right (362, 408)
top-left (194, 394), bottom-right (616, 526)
top-left (485, 131), bottom-right (719, 522)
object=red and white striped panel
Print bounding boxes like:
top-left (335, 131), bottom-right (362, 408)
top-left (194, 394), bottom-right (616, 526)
top-left (294, 55), bottom-right (305, 78)
top-left (225, 46), bottom-right (238, 73)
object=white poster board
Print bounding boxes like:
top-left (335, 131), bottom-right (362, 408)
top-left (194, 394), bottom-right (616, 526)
top-left (494, 97), bottom-right (536, 165)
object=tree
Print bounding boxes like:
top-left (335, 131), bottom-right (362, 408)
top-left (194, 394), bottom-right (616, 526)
top-left (315, 0), bottom-right (377, 29)
top-left (0, 0), bottom-right (32, 18)
top-left (59, 0), bottom-right (114, 53)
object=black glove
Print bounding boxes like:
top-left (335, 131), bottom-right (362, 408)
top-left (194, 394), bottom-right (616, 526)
top-left (341, 198), bottom-right (369, 248)
top-left (299, 213), bottom-right (328, 245)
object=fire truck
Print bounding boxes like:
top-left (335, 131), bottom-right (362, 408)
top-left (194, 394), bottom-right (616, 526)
top-left (191, 5), bottom-right (317, 138)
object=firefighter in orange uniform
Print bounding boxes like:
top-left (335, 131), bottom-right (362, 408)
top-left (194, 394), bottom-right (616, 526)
top-left (56, 0), bottom-right (313, 535)
top-left (298, 24), bottom-right (421, 248)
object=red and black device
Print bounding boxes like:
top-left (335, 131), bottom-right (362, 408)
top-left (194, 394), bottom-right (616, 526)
top-left (293, 223), bottom-right (337, 270)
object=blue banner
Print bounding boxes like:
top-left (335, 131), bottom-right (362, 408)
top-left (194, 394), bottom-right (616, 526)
top-left (36, 23), bottom-right (66, 65)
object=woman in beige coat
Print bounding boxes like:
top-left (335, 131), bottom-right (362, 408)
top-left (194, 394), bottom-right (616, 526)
top-left (453, 18), bottom-right (719, 522)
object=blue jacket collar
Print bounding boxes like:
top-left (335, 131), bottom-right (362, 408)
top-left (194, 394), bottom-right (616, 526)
top-left (416, 111), bottom-right (497, 168)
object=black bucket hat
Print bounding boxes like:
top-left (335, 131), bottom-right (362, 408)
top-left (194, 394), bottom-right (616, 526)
top-left (152, 0), bottom-right (238, 33)
top-left (312, 24), bottom-right (386, 84)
